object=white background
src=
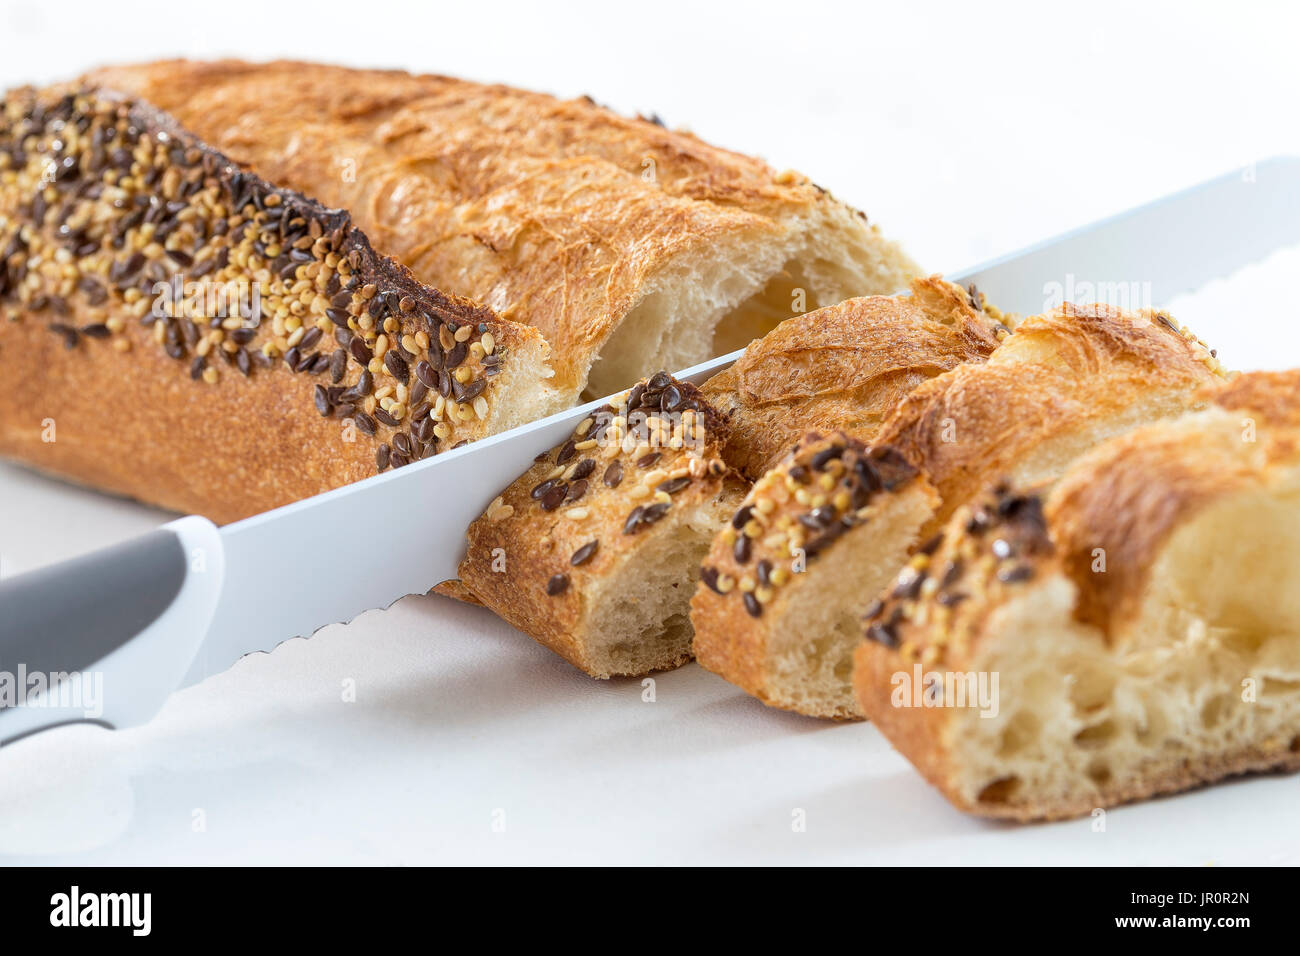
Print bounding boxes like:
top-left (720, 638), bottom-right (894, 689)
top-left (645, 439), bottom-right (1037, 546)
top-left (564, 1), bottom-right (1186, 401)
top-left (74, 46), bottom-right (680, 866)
top-left (2, 0), bottom-right (1300, 864)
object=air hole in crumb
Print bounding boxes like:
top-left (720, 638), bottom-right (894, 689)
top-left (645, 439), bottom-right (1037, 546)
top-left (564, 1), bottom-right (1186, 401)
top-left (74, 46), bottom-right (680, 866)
top-left (1218, 629), bottom-right (1267, 657)
top-left (1135, 706), bottom-right (1168, 745)
top-left (1073, 720), bottom-right (1116, 749)
top-left (1262, 677), bottom-right (1300, 695)
top-left (1067, 666), bottom-right (1114, 715)
top-left (977, 776), bottom-right (1021, 805)
top-left (1200, 694), bottom-right (1232, 729)
top-left (997, 711), bottom-right (1039, 757)
top-left (1087, 761), bottom-right (1112, 786)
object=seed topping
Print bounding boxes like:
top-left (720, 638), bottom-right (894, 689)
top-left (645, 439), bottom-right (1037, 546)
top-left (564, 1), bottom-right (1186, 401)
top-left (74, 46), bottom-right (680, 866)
top-left (0, 86), bottom-right (512, 479)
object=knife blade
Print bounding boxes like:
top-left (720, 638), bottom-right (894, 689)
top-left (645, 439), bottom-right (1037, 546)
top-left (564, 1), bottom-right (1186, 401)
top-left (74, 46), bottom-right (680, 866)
top-left (3, 157), bottom-right (1299, 742)
top-left (956, 156), bottom-right (1300, 317)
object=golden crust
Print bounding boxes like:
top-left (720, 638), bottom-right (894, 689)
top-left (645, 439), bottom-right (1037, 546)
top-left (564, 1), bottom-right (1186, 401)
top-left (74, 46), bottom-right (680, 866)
top-left (691, 431), bottom-right (926, 716)
top-left (86, 59), bottom-right (917, 397)
top-left (701, 276), bottom-right (1003, 479)
top-left (1203, 367), bottom-right (1300, 429)
top-left (456, 372), bottom-right (745, 677)
top-left (870, 302), bottom-right (1229, 537)
top-left (855, 371), bottom-right (1300, 820)
top-left (0, 83), bottom-right (554, 524)
top-left (430, 579), bottom-right (482, 606)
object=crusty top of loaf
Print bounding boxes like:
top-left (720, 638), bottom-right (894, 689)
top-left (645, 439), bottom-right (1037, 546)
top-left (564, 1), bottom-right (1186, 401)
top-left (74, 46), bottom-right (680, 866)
top-left (863, 370), bottom-right (1300, 665)
top-left (701, 276), bottom-right (1004, 479)
top-left (868, 301), bottom-right (1229, 535)
top-left (85, 59), bottom-right (898, 394)
top-left (1201, 368), bottom-right (1300, 429)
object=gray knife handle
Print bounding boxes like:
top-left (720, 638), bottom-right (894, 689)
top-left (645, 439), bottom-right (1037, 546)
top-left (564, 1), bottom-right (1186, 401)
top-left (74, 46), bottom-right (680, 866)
top-left (0, 516), bottom-right (224, 745)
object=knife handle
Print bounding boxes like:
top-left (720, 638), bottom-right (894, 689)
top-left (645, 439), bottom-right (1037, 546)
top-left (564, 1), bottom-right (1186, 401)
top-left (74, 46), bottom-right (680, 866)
top-left (0, 516), bottom-right (224, 745)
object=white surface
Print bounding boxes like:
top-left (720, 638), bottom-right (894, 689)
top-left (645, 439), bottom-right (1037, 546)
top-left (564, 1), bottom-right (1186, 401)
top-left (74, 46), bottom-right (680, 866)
top-left (3, 0), bottom-right (1300, 865)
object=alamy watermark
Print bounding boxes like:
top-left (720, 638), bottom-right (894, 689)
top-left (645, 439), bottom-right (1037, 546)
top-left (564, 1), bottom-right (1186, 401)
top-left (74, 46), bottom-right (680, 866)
top-left (1043, 274), bottom-right (1153, 313)
top-left (0, 666), bottom-right (104, 719)
top-left (890, 664), bottom-right (999, 718)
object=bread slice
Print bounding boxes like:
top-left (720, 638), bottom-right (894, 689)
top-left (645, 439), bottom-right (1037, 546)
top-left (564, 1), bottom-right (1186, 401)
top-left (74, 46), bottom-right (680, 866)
top-left (854, 370), bottom-right (1300, 820)
top-left (457, 372), bottom-right (747, 678)
top-left (692, 432), bottom-right (937, 717)
top-left (87, 60), bottom-right (920, 400)
top-left (693, 302), bottom-right (1229, 718)
top-left (0, 82), bottom-right (562, 523)
top-left (701, 276), bottom-right (1005, 480)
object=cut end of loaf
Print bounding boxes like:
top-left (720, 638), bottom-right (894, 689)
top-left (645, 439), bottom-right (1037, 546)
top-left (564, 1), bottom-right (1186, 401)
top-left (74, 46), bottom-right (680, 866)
top-left (458, 370), bottom-right (745, 679)
top-left (579, 486), bottom-right (744, 678)
top-left (953, 492), bottom-right (1300, 820)
top-left (692, 431), bottom-right (935, 719)
top-left (586, 205), bottom-right (918, 397)
top-left (857, 413), bottom-right (1300, 820)
top-left (761, 481), bottom-right (937, 718)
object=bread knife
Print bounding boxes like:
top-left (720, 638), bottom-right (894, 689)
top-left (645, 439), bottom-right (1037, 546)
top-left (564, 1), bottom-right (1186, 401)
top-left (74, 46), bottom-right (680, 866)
top-left (2, 156), bottom-right (1298, 744)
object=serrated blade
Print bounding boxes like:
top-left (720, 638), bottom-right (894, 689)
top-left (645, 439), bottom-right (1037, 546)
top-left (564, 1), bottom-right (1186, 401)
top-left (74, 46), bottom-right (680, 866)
top-left (184, 157), bottom-right (1300, 685)
top-left (183, 349), bottom-right (750, 686)
top-left (180, 392), bottom-right (608, 685)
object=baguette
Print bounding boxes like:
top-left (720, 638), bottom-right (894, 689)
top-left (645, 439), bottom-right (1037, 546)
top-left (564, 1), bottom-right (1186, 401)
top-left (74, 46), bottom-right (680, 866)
top-left (692, 302), bottom-right (1229, 718)
top-left (854, 371), bottom-right (1300, 820)
top-left (456, 372), bottom-right (746, 678)
top-left (0, 83), bottom-right (562, 523)
top-left (87, 60), bottom-right (920, 400)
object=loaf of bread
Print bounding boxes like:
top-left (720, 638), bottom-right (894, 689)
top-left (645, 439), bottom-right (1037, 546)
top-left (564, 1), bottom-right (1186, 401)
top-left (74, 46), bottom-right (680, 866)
top-left (456, 372), bottom-right (746, 678)
top-left (0, 82), bottom-right (566, 523)
top-left (700, 276), bottom-right (1005, 480)
top-left (87, 60), bottom-right (920, 400)
top-left (693, 302), bottom-right (1229, 718)
top-left (854, 371), bottom-right (1300, 820)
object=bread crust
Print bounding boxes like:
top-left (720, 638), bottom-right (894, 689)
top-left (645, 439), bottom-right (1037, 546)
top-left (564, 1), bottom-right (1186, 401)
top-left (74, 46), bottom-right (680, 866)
top-left (0, 83), bottom-right (558, 524)
top-left (855, 371), bottom-right (1300, 820)
top-left (870, 302), bottom-right (1228, 537)
top-left (457, 373), bottom-right (745, 677)
top-left (86, 59), bottom-right (918, 397)
top-left (701, 276), bottom-right (1003, 479)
